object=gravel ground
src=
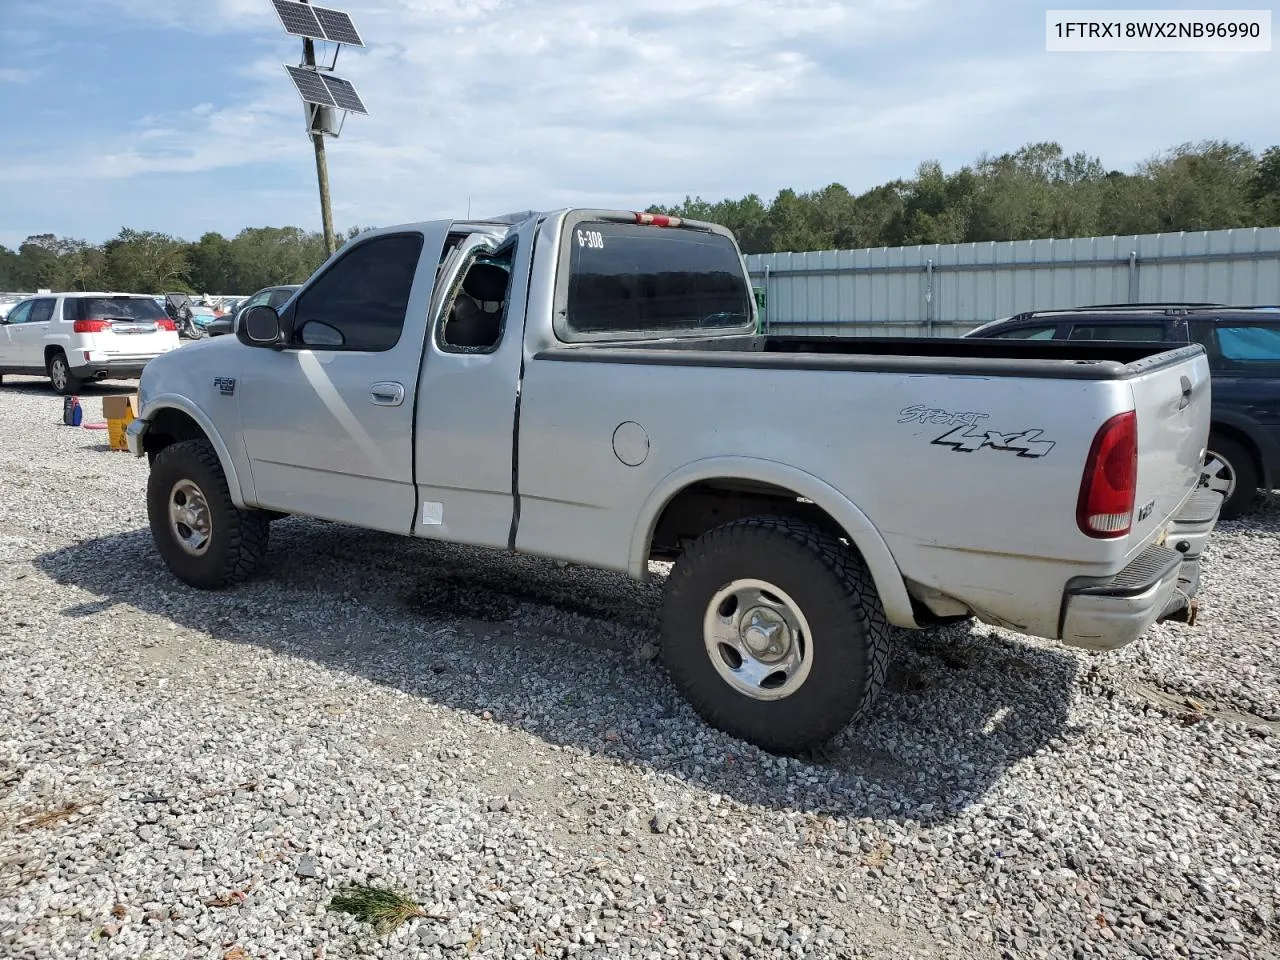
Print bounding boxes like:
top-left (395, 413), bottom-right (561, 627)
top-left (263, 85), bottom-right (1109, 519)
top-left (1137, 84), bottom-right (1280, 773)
top-left (1, 379), bottom-right (1278, 960)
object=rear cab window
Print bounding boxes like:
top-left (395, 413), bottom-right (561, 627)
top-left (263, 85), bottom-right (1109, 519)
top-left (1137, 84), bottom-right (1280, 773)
top-left (555, 216), bottom-right (754, 342)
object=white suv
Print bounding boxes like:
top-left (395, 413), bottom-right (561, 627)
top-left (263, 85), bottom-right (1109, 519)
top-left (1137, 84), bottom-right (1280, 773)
top-left (0, 292), bottom-right (182, 395)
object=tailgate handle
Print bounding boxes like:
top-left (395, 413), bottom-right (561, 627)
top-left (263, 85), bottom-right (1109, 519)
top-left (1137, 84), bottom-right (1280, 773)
top-left (1178, 375), bottom-right (1192, 410)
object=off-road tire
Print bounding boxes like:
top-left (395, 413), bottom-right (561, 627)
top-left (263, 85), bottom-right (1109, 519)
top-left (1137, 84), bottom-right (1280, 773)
top-left (147, 439), bottom-right (269, 589)
top-left (47, 351), bottom-right (83, 396)
top-left (1206, 434), bottom-right (1258, 521)
top-left (660, 516), bottom-right (892, 754)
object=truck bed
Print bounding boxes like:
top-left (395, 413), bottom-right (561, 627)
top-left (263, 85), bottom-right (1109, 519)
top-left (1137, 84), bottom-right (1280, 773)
top-left (537, 334), bottom-right (1206, 380)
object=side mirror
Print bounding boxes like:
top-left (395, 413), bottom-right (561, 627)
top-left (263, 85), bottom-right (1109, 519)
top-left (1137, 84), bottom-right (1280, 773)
top-left (237, 305), bottom-right (282, 346)
top-left (207, 318), bottom-right (233, 337)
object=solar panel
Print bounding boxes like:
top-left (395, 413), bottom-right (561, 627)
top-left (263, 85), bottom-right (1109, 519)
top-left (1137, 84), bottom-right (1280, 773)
top-left (272, 0), bottom-right (325, 39)
top-left (284, 65), bottom-right (336, 107)
top-left (320, 73), bottom-right (368, 114)
top-left (312, 5), bottom-right (365, 46)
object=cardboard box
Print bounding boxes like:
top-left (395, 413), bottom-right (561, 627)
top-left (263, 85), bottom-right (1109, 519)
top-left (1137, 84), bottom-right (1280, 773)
top-left (102, 394), bottom-right (139, 452)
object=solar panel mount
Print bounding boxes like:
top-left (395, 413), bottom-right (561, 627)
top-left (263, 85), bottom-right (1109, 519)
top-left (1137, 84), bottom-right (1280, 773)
top-left (272, 0), bottom-right (325, 40)
top-left (320, 73), bottom-right (368, 114)
top-left (313, 5), bottom-right (365, 46)
top-left (284, 64), bottom-right (336, 107)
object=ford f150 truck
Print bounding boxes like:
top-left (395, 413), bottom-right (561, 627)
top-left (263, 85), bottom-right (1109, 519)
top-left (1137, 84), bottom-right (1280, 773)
top-left (124, 208), bottom-right (1222, 753)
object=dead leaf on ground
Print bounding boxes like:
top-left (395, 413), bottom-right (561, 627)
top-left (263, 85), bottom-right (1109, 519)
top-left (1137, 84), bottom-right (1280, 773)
top-left (205, 882), bottom-right (255, 908)
top-left (861, 841), bottom-right (893, 869)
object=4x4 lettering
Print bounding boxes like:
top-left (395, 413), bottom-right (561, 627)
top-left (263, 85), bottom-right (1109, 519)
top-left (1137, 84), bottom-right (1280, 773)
top-left (933, 424), bottom-right (1056, 459)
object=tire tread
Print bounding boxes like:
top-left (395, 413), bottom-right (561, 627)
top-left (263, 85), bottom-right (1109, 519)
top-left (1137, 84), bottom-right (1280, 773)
top-left (661, 515), bottom-right (891, 752)
top-left (150, 439), bottom-right (268, 588)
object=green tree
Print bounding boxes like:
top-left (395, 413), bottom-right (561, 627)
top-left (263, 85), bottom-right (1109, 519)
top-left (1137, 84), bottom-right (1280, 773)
top-left (1247, 145), bottom-right (1280, 224)
top-left (103, 229), bottom-right (190, 292)
top-left (187, 232), bottom-right (235, 293)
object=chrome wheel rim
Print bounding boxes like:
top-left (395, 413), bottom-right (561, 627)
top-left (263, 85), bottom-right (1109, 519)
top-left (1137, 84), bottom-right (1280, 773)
top-left (1200, 451), bottom-right (1236, 500)
top-left (168, 479), bottom-right (212, 556)
top-left (50, 358), bottom-right (66, 391)
top-left (703, 578), bottom-right (812, 701)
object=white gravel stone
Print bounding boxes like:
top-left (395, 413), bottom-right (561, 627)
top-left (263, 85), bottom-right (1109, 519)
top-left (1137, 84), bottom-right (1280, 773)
top-left (0, 380), bottom-right (1278, 960)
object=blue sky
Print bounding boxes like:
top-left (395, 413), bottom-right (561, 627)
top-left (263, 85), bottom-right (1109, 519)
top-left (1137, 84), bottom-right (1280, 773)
top-left (1, 0), bottom-right (1276, 250)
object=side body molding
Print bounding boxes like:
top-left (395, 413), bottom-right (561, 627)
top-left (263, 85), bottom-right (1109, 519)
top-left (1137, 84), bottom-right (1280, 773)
top-left (628, 456), bottom-right (918, 628)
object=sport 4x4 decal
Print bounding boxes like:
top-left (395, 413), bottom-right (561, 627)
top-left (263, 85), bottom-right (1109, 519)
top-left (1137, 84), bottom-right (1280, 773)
top-left (932, 423), bottom-right (1056, 458)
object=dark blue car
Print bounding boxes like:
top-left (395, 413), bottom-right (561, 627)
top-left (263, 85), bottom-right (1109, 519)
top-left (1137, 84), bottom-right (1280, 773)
top-left (965, 304), bottom-right (1280, 520)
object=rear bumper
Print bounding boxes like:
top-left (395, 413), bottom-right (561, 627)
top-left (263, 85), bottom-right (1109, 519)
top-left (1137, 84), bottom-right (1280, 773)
top-left (1059, 489), bottom-right (1223, 651)
top-left (1061, 543), bottom-right (1183, 651)
top-left (70, 357), bottom-right (156, 380)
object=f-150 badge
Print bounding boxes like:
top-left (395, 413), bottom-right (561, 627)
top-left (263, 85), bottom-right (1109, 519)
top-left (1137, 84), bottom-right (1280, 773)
top-left (932, 423), bottom-right (1055, 458)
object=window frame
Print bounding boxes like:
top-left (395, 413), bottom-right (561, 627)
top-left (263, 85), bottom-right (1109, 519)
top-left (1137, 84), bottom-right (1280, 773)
top-left (5, 300), bottom-right (34, 325)
top-left (983, 322), bottom-right (1062, 340)
top-left (1065, 319), bottom-right (1175, 343)
top-left (551, 211), bottom-right (756, 345)
top-left (282, 231), bottom-right (426, 353)
top-left (1192, 319), bottom-right (1280, 370)
top-left (28, 299), bottom-right (55, 324)
top-left (435, 238), bottom-right (518, 356)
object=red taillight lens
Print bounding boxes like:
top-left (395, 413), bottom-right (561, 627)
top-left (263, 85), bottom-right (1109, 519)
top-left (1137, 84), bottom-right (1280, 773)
top-left (73, 319), bottom-right (112, 333)
top-left (1077, 410), bottom-right (1138, 538)
top-left (157, 318), bottom-right (176, 331)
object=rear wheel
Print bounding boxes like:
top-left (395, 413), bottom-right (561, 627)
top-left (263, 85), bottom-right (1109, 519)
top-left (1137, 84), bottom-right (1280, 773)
top-left (660, 516), bottom-right (891, 754)
top-left (1201, 435), bottom-right (1258, 521)
top-left (147, 439), bottom-right (270, 589)
top-left (48, 351), bottom-right (83, 396)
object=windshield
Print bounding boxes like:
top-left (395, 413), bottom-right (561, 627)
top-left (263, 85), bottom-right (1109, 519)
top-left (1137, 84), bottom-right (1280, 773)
top-left (562, 221), bottom-right (753, 339)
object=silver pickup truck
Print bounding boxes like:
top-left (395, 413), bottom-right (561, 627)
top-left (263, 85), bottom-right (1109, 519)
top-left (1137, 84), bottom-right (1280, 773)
top-left (126, 208), bottom-right (1222, 753)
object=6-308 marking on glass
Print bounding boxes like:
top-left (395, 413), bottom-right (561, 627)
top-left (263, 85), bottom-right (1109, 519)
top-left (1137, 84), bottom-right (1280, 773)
top-left (576, 229), bottom-right (604, 250)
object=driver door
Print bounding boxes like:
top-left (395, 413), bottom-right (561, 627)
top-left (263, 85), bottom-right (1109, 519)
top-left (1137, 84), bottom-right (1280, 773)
top-left (236, 226), bottom-right (448, 532)
top-left (0, 300), bottom-right (34, 365)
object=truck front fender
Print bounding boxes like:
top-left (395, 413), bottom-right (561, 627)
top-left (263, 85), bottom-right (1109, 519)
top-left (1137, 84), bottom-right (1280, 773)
top-left (630, 456), bottom-right (918, 629)
top-left (137, 393), bottom-right (254, 510)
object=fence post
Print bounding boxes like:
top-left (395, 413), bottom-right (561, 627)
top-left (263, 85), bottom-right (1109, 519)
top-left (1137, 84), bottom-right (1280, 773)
top-left (925, 259), bottom-right (935, 337)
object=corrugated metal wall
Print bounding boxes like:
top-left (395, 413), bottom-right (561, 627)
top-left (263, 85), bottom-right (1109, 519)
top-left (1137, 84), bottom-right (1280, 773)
top-left (744, 227), bottom-right (1280, 337)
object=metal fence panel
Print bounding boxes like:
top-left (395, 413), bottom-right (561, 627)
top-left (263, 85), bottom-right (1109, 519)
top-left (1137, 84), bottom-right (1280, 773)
top-left (745, 227), bottom-right (1280, 337)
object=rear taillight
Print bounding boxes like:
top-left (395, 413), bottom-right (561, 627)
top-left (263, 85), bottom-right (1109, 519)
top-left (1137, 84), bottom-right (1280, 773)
top-left (1077, 410), bottom-right (1138, 538)
top-left (157, 318), bottom-right (176, 331)
top-left (73, 319), bottom-right (112, 333)
top-left (633, 212), bottom-right (682, 227)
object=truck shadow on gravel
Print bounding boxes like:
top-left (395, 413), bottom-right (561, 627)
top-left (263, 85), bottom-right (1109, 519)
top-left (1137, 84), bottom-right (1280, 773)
top-left (36, 519), bottom-right (1081, 824)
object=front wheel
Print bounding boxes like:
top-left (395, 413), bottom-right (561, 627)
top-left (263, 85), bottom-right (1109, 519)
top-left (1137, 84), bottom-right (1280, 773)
top-left (147, 439), bottom-right (270, 589)
top-left (1201, 435), bottom-right (1258, 521)
top-left (48, 351), bottom-right (83, 396)
top-left (660, 516), bottom-right (891, 754)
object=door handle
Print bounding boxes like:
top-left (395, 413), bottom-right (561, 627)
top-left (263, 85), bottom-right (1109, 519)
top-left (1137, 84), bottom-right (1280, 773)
top-left (1178, 375), bottom-right (1192, 410)
top-left (370, 381), bottom-right (405, 406)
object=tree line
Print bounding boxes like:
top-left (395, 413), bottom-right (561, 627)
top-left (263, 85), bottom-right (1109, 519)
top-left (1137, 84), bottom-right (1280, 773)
top-left (0, 225), bottom-right (369, 297)
top-left (4, 139), bottom-right (1278, 294)
top-left (649, 139), bottom-right (1280, 254)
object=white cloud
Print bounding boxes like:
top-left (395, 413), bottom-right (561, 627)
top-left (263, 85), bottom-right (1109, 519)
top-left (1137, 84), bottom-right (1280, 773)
top-left (2, 0), bottom-right (1277, 245)
top-left (0, 67), bottom-right (41, 83)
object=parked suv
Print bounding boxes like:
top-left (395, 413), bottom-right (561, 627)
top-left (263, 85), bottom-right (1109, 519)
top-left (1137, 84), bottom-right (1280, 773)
top-left (0, 292), bottom-right (181, 394)
top-left (966, 304), bottom-right (1280, 520)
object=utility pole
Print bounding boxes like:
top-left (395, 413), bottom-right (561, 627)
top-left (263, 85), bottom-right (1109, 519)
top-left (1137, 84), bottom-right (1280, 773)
top-left (300, 2), bottom-right (337, 256)
top-left (272, 0), bottom-right (366, 259)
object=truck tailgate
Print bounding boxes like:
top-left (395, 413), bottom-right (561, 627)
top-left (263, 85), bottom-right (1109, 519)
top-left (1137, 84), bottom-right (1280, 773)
top-left (1126, 348), bottom-right (1212, 548)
